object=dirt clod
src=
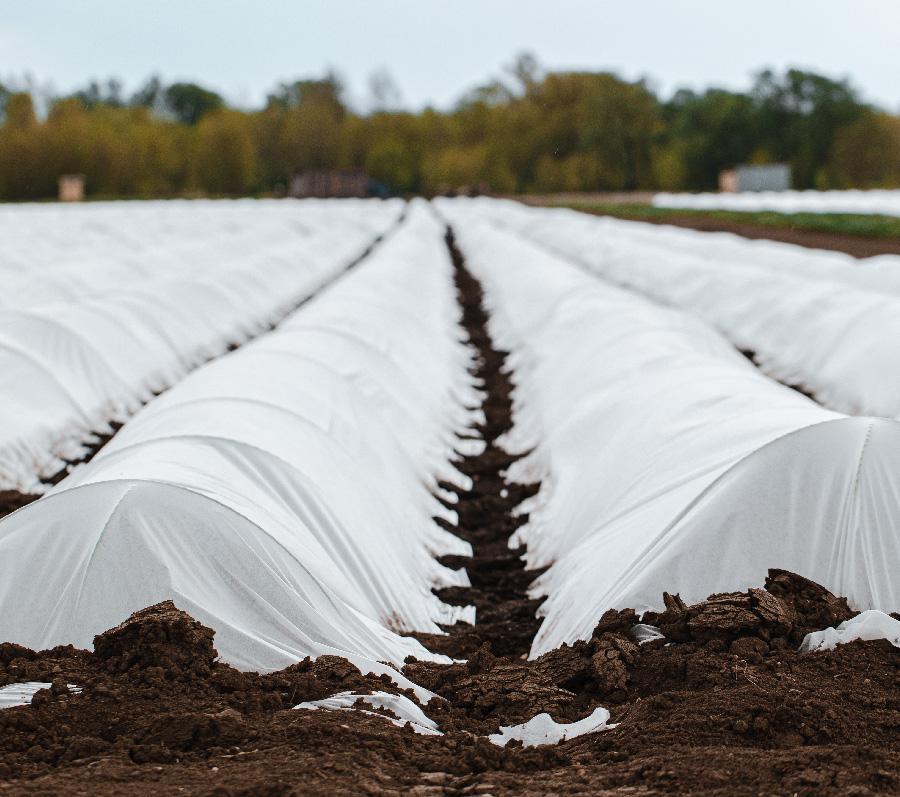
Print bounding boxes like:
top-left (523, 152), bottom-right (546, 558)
top-left (93, 600), bottom-right (217, 677)
top-left (0, 574), bottom-right (895, 795)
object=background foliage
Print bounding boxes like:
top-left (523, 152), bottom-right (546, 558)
top-left (1, 58), bottom-right (897, 200)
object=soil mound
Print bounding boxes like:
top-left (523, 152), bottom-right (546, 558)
top-left (93, 601), bottom-right (217, 677)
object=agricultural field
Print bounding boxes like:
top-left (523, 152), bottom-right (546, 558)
top-left (654, 189), bottom-right (900, 217)
top-left (526, 194), bottom-right (900, 258)
top-left (0, 196), bottom-right (898, 796)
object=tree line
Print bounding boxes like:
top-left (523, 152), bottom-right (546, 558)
top-left (1, 57), bottom-right (898, 201)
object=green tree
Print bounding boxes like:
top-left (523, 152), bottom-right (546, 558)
top-left (0, 93), bottom-right (43, 198)
top-left (130, 76), bottom-right (164, 109)
top-left (164, 82), bottom-right (224, 125)
top-left (268, 76), bottom-right (347, 179)
top-left (828, 111), bottom-right (900, 188)
top-left (4, 92), bottom-right (37, 129)
top-left (0, 64), bottom-right (888, 201)
top-left (0, 83), bottom-right (9, 123)
top-left (662, 88), bottom-right (759, 189)
top-left (70, 78), bottom-right (125, 109)
top-left (751, 68), bottom-right (868, 188)
top-left (266, 74), bottom-right (344, 114)
top-left (196, 110), bottom-right (258, 194)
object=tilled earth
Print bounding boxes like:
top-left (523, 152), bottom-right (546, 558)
top-left (0, 572), bottom-right (897, 796)
top-left (1, 228), bottom-right (898, 795)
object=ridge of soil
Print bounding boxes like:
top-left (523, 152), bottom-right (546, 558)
top-left (0, 571), bottom-right (896, 795)
top-left (0, 209), bottom-right (403, 520)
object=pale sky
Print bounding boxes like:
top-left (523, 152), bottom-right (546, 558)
top-left (3, 0), bottom-right (899, 111)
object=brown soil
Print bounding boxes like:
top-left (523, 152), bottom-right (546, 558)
top-left (0, 422), bottom-right (124, 520)
top-left (1, 223), bottom-right (896, 794)
top-left (0, 492), bottom-right (41, 521)
top-left (411, 227), bottom-right (543, 660)
top-left (0, 572), bottom-right (896, 795)
top-left (577, 208), bottom-right (900, 258)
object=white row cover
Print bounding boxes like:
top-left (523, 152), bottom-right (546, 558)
top-left (0, 199), bottom-right (398, 307)
top-left (653, 189), bottom-right (900, 217)
top-left (800, 610), bottom-right (900, 653)
top-left (0, 682), bottom-right (81, 710)
top-left (0, 200), bottom-right (477, 671)
top-left (488, 708), bottom-right (611, 748)
top-left (453, 198), bottom-right (900, 419)
top-left (438, 203), bottom-right (900, 657)
top-left (295, 691), bottom-right (443, 735)
top-left (0, 198), bottom-right (402, 491)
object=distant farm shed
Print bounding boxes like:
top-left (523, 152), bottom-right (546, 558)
top-left (289, 170), bottom-right (388, 199)
top-left (58, 174), bottom-right (85, 202)
top-left (719, 164), bottom-right (791, 193)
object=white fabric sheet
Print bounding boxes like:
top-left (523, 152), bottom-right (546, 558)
top-left (0, 201), bottom-right (476, 672)
top-left (437, 204), bottom-right (900, 657)
top-left (0, 198), bottom-right (403, 491)
top-left (446, 197), bottom-right (900, 419)
top-left (653, 189), bottom-right (900, 217)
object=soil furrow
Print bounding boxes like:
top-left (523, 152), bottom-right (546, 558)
top-left (739, 348), bottom-right (821, 403)
top-left (412, 226), bottom-right (544, 660)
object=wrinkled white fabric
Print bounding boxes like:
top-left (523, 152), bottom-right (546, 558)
top-left (437, 204), bottom-right (900, 657)
top-left (488, 708), bottom-right (611, 747)
top-left (295, 691), bottom-right (442, 733)
top-left (654, 189), bottom-right (900, 217)
top-left (0, 682), bottom-right (80, 710)
top-left (445, 197), bottom-right (900, 419)
top-left (0, 201), bottom-right (476, 671)
top-left (0, 198), bottom-right (403, 491)
top-left (800, 610), bottom-right (900, 652)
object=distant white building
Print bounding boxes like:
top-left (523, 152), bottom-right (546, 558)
top-left (719, 164), bottom-right (791, 193)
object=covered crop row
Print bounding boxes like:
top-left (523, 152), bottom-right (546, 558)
top-left (653, 189), bottom-right (900, 217)
top-left (0, 198), bottom-right (402, 491)
top-left (458, 198), bottom-right (900, 419)
top-left (0, 201), bottom-right (477, 673)
top-left (438, 201), bottom-right (900, 656)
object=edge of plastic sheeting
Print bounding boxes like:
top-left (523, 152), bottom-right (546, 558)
top-left (532, 416), bottom-right (900, 656)
top-left (488, 707), bottom-right (611, 748)
top-left (294, 690), bottom-right (442, 733)
top-left (800, 609), bottom-right (900, 652)
top-left (0, 478), bottom-right (444, 670)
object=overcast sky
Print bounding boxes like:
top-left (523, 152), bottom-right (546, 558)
top-left (4, 0), bottom-right (899, 111)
